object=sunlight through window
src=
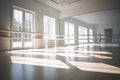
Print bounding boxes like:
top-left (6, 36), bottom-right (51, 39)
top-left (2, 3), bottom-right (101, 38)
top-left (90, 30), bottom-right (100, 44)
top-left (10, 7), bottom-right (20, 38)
top-left (11, 56), bottom-right (70, 69)
top-left (8, 51), bottom-right (56, 56)
top-left (69, 61), bottom-right (120, 74)
top-left (90, 54), bottom-right (112, 59)
top-left (57, 53), bottom-right (91, 58)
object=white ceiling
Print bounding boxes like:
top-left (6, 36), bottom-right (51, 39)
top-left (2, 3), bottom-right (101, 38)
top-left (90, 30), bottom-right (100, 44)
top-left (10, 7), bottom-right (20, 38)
top-left (73, 9), bottom-right (120, 25)
top-left (34, 0), bottom-right (120, 25)
top-left (34, 0), bottom-right (105, 11)
top-left (50, 0), bottom-right (81, 6)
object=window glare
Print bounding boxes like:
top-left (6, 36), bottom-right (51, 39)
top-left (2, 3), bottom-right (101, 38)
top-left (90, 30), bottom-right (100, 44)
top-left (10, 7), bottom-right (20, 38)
top-left (79, 26), bottom-right (88, 43)
top-left (43, 15), bottom-right (56, 39)
top-left (64, 22), bottom-right (74, 44)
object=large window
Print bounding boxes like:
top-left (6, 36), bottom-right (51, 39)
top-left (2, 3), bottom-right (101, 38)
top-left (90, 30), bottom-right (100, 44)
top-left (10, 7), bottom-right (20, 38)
top-left (43, 15), bottom-right (56, 39)
top-left (12, 6), bottom-right (35, 48)
top-left (89, 29), bottom-right (94, 42)
top-left (64, 22), bottom-right (75, 44)
top-left (79, 26), bottom-right (88, 43)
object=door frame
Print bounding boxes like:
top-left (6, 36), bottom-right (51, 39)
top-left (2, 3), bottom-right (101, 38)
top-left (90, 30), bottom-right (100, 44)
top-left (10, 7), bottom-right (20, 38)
top-left (104, 28), bottom-right (113, 43)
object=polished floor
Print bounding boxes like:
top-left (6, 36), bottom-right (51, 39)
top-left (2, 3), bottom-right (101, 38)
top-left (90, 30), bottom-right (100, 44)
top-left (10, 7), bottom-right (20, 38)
top-left (0, 44), bottom-right (120, 80)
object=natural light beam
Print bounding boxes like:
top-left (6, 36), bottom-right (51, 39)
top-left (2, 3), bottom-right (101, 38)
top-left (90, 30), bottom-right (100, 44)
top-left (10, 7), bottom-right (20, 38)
top-left (90, 54), bottom-right (112, 59)
top-left (55, 50), bottom-right (112, 55)
top-left (69, 61), bottom-right (120, 74)
top-left (8, 51), bottom-right (56, 56)
top-left (11, 56), bottom-right (70, 69)
top-left (76, 51), bottom-right (112, 54)
top-left (30, 49), bottom-right (112, 55)
top-left (57, 53), bottom-right (91, 58)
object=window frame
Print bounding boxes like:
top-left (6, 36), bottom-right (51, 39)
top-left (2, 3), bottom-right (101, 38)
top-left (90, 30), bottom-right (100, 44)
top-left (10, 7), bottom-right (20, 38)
top-left (64, 22), bottom-right (75, 45)
top-left (12, 5), bottom-right (36, 49)
top-left (43, 15), bottom-right (56, 40)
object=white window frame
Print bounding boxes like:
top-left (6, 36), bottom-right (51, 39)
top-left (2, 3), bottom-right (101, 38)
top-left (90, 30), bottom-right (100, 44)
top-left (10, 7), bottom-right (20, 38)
top-left (64, 22), bottom-right (75, 44)
top-left (12, 6), bottom-right (35, 49)
top-left (89, 28), bottom-right (94, 43)
top-left (43, 15), bottom-right (56, 40)
top-left (78, 26), bottom-right (88, 43)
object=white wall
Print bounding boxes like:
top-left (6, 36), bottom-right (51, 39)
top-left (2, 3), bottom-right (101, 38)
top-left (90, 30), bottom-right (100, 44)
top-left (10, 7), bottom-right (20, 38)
top-left (0, 0), bottom-right (60, 50)
top-left (95, 22), bottom-right (120, 43)
top-left (59, 17), bottom-right (94, 46)
top-left (95, 22), bottom-right (120, 34)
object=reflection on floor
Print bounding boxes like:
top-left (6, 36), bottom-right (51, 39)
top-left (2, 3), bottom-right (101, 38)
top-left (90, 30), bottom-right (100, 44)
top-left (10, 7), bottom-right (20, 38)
top-left (0, 44), bottom-right (120, 80)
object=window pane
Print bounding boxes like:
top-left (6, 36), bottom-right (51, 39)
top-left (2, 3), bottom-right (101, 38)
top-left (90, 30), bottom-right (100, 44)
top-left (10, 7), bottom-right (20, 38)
top-left (12, 33), bottom-right (22, 47)
top-left (12, 9), bottom-right (23, 47)
top-left (24, 34), bottom-right (32, 47)
top-left (43, 15), bottom-right (56, 39)
top-left (64, 22), bottom-right (74, 44)
top-left (79, 26), bottom-right (88, 43)
top-left (25, 12), bottom-right (33, 32)
top-left (24, 12), bottom-right (33, 47)
top-left (13, 9), bottom-right (23, 31)
top-left (89, 29), bottom-right (94, 42)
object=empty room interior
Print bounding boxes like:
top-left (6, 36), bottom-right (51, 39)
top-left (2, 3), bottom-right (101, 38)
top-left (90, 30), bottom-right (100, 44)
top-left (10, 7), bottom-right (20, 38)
top-left (0, 0), bottom-right (120, 80)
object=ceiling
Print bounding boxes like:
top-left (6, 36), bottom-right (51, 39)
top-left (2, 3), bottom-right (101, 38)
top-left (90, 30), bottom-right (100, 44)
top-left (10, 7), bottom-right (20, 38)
top-left (34, 0), bottom-right (120, 25)
top-left (50, 0), bottom-right (81, 6)
top-left (34, 0), bottom-right (106, 11)
top-left (73, 9), bottom-right (120, 25)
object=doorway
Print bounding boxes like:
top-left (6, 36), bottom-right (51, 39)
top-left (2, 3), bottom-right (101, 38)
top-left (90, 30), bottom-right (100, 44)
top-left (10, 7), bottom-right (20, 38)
top-left (105, 28), bottom-right (113, 43)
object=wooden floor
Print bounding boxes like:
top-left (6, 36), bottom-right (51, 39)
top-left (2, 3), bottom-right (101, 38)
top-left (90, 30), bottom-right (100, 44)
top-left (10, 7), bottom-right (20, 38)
top-left (0, 44), bottom-right (120, 80)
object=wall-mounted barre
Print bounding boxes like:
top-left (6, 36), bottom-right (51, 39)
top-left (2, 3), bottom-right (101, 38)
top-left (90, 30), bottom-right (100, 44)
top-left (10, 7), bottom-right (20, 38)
top-left (0, 29), bottom-right (44, 35)
top-left (0, 29), bottom-right (44, 39)
top-left (0, 29), bottom-right (120, 42)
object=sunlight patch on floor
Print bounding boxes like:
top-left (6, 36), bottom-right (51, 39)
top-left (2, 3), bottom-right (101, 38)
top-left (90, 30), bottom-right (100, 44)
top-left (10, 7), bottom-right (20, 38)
top-left (69, 61), bottom-right (120, 74)
top-left (57, 53), bottom-right (91, 58)
top-left (76, 50), bottom-right (112, 54)
top-left (11, 56), bottom-right (70, 69)
top-left (8, 51), bottom-right (56, 56)
top-left (89, 54), bottom-right (112, 59)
